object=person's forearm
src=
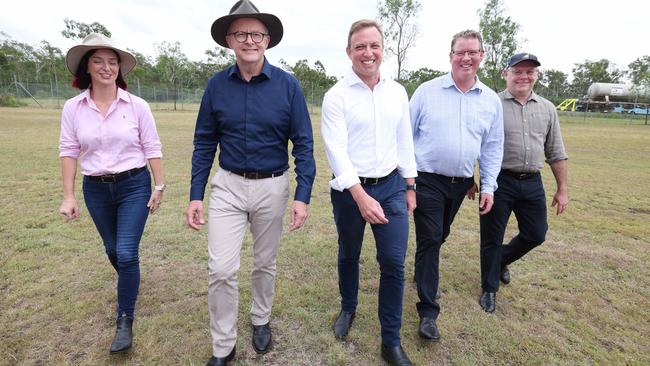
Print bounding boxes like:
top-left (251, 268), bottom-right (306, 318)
top-left (60, 157), bottom-right (77, 199)
top-left (148, 158), bottom-right (165, 186)
top-left (550, 159), bottom-right (568, 191)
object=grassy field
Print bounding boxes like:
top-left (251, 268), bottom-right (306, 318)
top-left (1, 106), bottom-right (648, 366)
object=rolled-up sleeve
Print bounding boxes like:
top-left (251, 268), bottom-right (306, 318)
top-left (137, 101), bottom-right (163, 159)
top-left (59, 100), bottom-right (80, 159)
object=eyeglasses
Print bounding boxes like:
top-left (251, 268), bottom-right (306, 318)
top-left (227, 31), bottom-right (268, 44)
top-left (452, 50), bottom-right (482, 58)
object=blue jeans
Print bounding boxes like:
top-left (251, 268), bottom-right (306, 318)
top-left (83, 168), bottom-right (151, 318)
top-left (331, 173), bottom-right (409, 347)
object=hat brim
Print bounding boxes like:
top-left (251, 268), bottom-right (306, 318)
top-left (65, 45), bottom-right (137, 76)
top-left (510, 59), bottom-right (541, 68)
top-left (211, 13), bottom-right (283, 49)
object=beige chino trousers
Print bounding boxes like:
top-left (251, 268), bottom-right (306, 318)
top-left (207, 168), bottom-right (289, 357)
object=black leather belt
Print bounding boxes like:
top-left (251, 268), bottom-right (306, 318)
top-left (85, 166), bottom-right (146, 183)
top-left (500, 170), bottom-right (540, 180)
top-left (426, 172), bottom-right (471, 184)
top-left (231, 170), bottom-right (285, 179)
top-left (359, 169), bottom-right (398, 185)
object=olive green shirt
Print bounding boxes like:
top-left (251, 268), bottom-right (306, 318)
top-left (498, 90), bottom-right (568, 173)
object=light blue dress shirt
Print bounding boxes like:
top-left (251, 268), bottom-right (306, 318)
top-left (409, 73), bottom-right (504, 194)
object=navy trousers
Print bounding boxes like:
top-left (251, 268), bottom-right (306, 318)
top-left (480, 173), bottom-right (548, 292)
top-left (413, 172), bottom-right (473, 320)
top-left (83, 168), bottom-right (151, 318)
top-left (331, 173), bottom-right (408, 347)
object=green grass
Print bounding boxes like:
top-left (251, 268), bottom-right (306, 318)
top-left (1, 106), bottom-right (648, 365)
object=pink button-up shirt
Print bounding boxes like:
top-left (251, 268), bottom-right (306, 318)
top-left (59, 88), bottom-right (162, 176)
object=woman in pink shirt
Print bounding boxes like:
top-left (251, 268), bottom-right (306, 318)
top-left (58, 33), bottom-right (165, 354)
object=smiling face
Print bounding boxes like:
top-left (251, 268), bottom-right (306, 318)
top-left (449, 37), bottom-right (484, 89)
top-left (504, 61), bottom-right (539, 100)
top-left (226, 17), bottom-right (269, 70)
top-left (347, 25), bottom-right (383, 88)
top-left (87, 49), bottom-right (120, 87)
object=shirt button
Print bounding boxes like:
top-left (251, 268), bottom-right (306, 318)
top-left (524, 133), bottom-right (528, 136)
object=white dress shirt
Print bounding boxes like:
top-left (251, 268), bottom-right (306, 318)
top-left (321, 68), bottom-right (417, 192)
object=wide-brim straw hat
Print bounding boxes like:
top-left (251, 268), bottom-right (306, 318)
top-left (65, 33), bottom-right (136, 76)
top-left (211, 0), bottom-right (283, 49)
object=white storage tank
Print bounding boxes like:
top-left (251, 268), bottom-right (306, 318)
top-left (587, 83), bottom-right (650, 101)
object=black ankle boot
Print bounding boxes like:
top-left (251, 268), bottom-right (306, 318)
top-left (109, 316), bottom-right (133, 354)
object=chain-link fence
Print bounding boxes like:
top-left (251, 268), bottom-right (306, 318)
top-left (1, 78), bottom-right (329, 111)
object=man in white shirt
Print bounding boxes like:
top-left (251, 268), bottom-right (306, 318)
top-left (321, 19), bottom-right (417, 366)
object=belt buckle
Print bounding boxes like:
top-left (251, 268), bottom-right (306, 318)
top-left (450, 176), bottom-right (460, 184)
top-left (100, 175), bottom-right (117, 183)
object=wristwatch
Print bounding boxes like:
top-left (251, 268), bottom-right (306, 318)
top-left (154, 184), bottom-right (166, 192)
top-left (406, 184), bottom-right (416, 192)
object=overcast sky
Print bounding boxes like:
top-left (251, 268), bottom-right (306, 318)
top-left (2, 0), bottom-right (648, 81)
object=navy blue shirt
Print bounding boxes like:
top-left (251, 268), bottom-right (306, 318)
top-left (190, 59), bottom-right (316, 203)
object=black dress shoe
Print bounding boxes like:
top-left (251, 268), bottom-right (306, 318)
top-left (206, 346), bottom-right (236, 366)
top-left (418, 317), bottom-right (440, 341)
top-left (500, 266), bottom-right (511, 284)
top-left (252, 323), bottom-right (272, 354)
top-left (381, 344), bottom-right (413, 366)
top-left (479, 291), bottom-right (496, 313)
top-left (109, 316), bottom-right (133, 354)
top-left (333, 310), bottom-right (355, 340)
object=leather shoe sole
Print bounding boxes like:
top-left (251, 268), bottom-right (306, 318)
top-left (333, 310), bottom-right (355, 340)
top-left (418, 317), bottom-right (440, 342)
top-left (206, 346), bottom-right (235, 366)
top-left (252, 323), bottom-right (272, 354)
top-left (479, 291), bottom-right (496, 313)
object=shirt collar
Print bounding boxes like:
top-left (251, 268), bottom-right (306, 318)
top-left (344, 67), bottom-right (386, 88)
top-left (228, 58), bottom-right (272, 81)
top-left (79, 87), bottom-right (130, 103)
top-left (443, 72), bottom-right (484, 94)
top-left (502, 89), bottom-right (539, 103)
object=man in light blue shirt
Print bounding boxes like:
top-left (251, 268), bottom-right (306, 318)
top-left (409, 29), bottom-right (503, 342)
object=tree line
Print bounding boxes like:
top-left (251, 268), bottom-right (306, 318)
top-left (2, 1), bottom-right (649, 107)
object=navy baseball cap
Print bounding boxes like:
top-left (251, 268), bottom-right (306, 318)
top-left (507, 53), bottom-right (541, 68)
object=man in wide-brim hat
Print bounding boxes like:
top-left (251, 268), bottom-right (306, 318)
top-left (185, 1), bottom-right (315, 365)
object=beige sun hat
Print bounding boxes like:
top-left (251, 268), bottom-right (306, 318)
top-left (65, 33), bottom-right (137, 76)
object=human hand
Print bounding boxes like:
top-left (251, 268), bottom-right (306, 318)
top-left (147, 190), bottom-right (163, 214)
top-left (478, 193), bottom-right (494, 215)
top-left (289, 200), bottom-right (308, 232)
top-left (186, 200), bottom-right (205, 230)
top-left (59, 197), bottom-right (80, 220)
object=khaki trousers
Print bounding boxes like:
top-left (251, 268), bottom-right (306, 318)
top-left (207, 169), bottom-right (289, 357)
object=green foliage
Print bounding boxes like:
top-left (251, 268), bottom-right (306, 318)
top-left (627, 55), bottom-right (650, 86)
top-left (400, 67), bottom-right (444, 96)
top-left (478, 0), bottom-right (520, 92)
top-left (377, 0), bottom-right (421, 80)
top-left (537, 69), bottom-right (571, 102)
top-left (280, 59), bottom-right (337, 105)
top-left (571, 59), bottom-right (622, 96)
top-left (61, 18), bottom-right (111, 40)
top-left (0, 93), bottom-right (26, 106)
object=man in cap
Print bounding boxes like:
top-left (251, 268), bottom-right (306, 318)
top-left (321, 19), bottom-right (417, 365)
top-left (185, 1), bottom-right (315, 365)
top-left (409, 30), bottom-right (503, 341)
top-left (478, 52), bottom-right (568, 313)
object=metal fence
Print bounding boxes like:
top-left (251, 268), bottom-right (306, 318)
top-left (1, 79), bottom-right (328, 111)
